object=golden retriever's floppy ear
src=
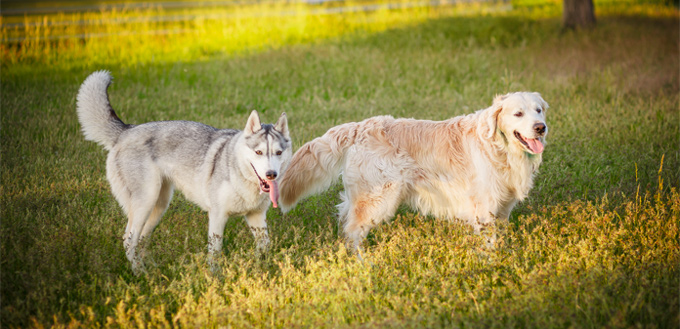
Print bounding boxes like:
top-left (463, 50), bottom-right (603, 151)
top-left (532, 92), bottom-right (549, 111)
top-left (486, 93), bottom-right (509, 139)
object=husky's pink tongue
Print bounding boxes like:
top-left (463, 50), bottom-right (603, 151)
top-left (268, 180), bottom-right (279, 208)
top-left (526, 138), bottom-right (544, 154)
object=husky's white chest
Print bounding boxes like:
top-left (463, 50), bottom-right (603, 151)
top-left (214, 181), bottom-right (269, 216)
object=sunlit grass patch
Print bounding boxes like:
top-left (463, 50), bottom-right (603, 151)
top-left (3, 0), bottom-right (676, 69)
top-left (30, 185), bottom-right (677, 328)
top-left (1, 0), bottom-right (511, 68)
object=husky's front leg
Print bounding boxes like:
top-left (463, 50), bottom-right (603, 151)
top-left (207, 211), bottom-right (228, 270)
top-left (245, 209), bottom-right (270, 253)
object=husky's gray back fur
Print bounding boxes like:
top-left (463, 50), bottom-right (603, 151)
top-left (76, 70), bottom-right (291, 275)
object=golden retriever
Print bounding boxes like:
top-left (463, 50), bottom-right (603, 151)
top-left (279, 92), bottom-right (549, 251)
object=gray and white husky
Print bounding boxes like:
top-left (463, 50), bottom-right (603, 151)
top-left (76, 71), bottom-right (292, 274)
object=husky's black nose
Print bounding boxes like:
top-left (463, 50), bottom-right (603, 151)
top-left (534, 123), bottom-right (546, 135)
top-left (266, 171), bottom-right (278, 180)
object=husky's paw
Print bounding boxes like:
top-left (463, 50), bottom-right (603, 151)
top-left (131, 260), bottom-right (148, 276)
top-left (207, 253), bottom-right (222, 275)
top-left (249, 226), bottom-right (271, 253)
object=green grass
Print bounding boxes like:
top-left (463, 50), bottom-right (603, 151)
top-left (1, 3), bottom-right (679, 328)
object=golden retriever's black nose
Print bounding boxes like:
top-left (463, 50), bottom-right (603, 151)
top-left (266, 171), bottom-right (278, 180)
top-left (534, 123), bottom-right (546, 135)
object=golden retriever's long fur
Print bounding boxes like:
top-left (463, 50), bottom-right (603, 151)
top-left (280, 92), bottom-right (549, 250)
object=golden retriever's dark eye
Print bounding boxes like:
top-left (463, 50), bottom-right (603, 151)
top-left (514, 112), bottom-right (524, 117)
top-left (255, 150), bottom-right (263, 155)
top-left (536, 108), bottom-right (542, 113)
top-left (276, 150), bottom-right (283, 156)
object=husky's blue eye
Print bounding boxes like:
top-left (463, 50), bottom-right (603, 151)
top-left (255, 150), bottom-right (263, 155)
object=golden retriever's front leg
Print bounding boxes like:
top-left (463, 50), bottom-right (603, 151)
top-left (473, 213), bottom-right (498, 249)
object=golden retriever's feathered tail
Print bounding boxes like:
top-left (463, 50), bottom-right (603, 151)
top-left (279, 122), bottom-right (361, 212)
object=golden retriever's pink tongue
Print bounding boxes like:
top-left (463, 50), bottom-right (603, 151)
top-left (526, 138), bottom-right (544, 154)
top-left (268, 180), bottom-right (279, 208)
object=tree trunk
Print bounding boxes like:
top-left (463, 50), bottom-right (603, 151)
top-left (563, 0), bottom-right (596, 29)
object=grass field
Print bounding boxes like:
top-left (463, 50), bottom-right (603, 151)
top-left (1, 1), bottom-right (679, 328)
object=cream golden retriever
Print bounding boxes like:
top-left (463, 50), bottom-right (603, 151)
top-left (279, 92), bottom-right (548, 251)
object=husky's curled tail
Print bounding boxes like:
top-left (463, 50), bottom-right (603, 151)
top-left (76, 70), bottom-right (128, 151)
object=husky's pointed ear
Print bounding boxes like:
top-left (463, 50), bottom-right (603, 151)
top-left (244, 110), bottom-right (262, 136)
top-left (274, 112), bottom-right (289, 138)
top-left (486, 93), bottom-right (508, 139)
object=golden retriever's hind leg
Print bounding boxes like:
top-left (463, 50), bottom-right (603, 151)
top-left (336, 190), bottom-right (350, 227)
top-left (342, 182), bottom-right (402, 258)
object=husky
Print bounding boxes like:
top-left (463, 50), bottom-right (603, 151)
top-left (279, 92), bottom-right (548, 253)
top-left (76, 71), bottom-right (292, 274)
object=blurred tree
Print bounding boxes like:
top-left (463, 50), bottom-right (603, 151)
top-left (563, 0), bottom-right (596, 29)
